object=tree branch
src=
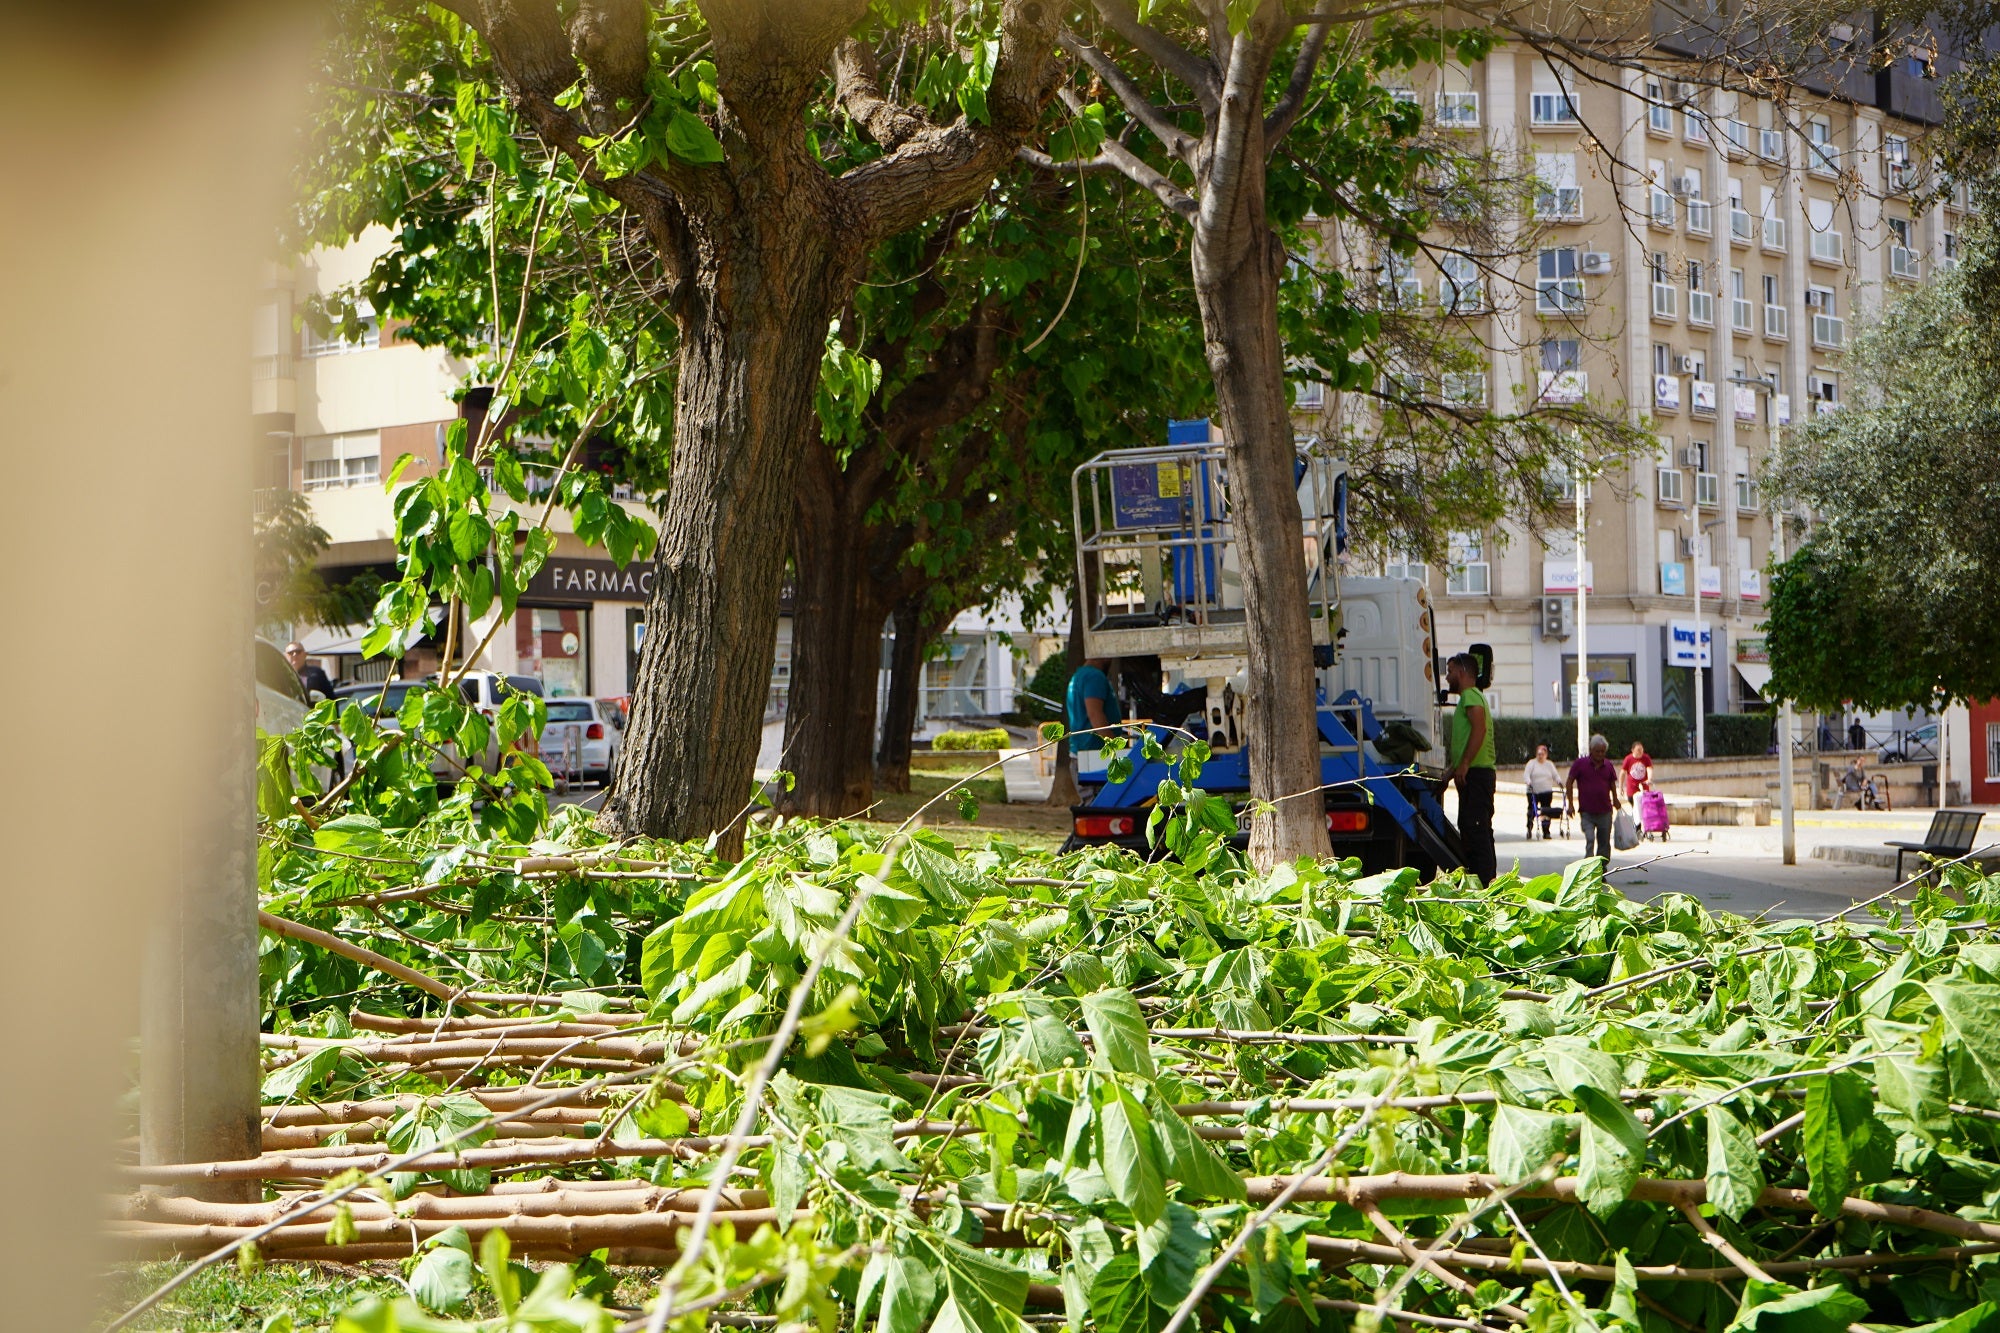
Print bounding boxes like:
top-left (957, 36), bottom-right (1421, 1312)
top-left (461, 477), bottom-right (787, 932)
top-left (1263, 20), bottom-right (1332, 148)
top-left (567, 0), bottom-right (650, 127)
top-left (1090, 0), bottom-right (1219, 114)
top-left (1060, 29), bottom-right (1197, 163)
top-left (833, 36), bottom-right (932, 151)
top-left (1037, 87), bottom-right (1198, 219)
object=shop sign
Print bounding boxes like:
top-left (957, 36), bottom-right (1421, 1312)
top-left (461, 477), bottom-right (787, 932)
top-left (1597, 682), bottom-right (1636, 714)
top-left (1699, 564), bottom-right (1722, 597)
top-left (1739, 568), bottom-right (1762, 600)
top-left (1737, 637), bottom-right (1769, 664)
top-left (1543, 559), bottom-right (1594, 594)
top-left (1668, 618), bottom-right (1712, 667)
top-left (1733, 385), bottom-right (1758, 420)
top-left (526, 557), bottom-right (654, 603)
top-left (1660, 561), bottom-right (1686, 596)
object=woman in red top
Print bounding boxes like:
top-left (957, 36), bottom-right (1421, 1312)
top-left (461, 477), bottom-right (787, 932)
top-left (1620, 741), bottom-right (1652, 800)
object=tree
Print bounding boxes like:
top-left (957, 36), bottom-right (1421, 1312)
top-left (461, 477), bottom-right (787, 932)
top-left (255, 489), bottom-right (383, 636)
top-left (409, 0), bottom-right (1064, 856)
top-left (1765, 220), bottom-right (2000, 711)
top-left (781, 166), bottom-right (1205, 818)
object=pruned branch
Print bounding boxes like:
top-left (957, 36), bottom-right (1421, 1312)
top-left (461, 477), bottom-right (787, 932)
top-left (1263, 19), bottom-right (1332, 148)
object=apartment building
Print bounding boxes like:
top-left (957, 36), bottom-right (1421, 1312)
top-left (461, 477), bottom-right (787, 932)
top-left (1315, 38), bottom-right (1967, 731)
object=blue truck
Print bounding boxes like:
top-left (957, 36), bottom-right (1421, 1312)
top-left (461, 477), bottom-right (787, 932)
top-left (1061, 426), bottom-right (1466, 874)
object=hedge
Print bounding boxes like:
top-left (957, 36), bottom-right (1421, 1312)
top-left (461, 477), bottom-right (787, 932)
top-left (932, 727), bottom-right (1012, 751)
top-left (1490, 712), bottom-right (1774, 764)
top-left (1019, 653), bottom-right (1070, 722)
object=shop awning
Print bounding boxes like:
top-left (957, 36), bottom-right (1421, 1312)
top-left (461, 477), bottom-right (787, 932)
top-left (1734, 661), bottom-right (1773, 696)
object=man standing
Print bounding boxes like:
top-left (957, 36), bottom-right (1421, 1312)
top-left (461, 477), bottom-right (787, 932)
top-left (1565, 733), bottom-right (1623, 861)
top-left (1065, 655), bottom-right (1122, 782)
top-left (1445, 652), bottom-right (1496, 882)
top-left (284, 641), bottom-right (336, 701)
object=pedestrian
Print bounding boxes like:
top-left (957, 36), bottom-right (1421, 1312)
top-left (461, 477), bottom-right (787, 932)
top-left (1065, 655), bottom-right (1123, 782)
top-left (1620, 740), bottom-right (1653, 801)
top-left (1523, 743), bottom-right (1560, 839)
top-left (285, 641), bottom-right (336, 702)
top-left (1444, 652), bottom-right (1497, 882)
top-left (1565, 733), bottom-right (1623, 861)
top-left (1838, 757), bottom-right (1871, 810)
top-left (1848, 718), bottom-right (1868, 751)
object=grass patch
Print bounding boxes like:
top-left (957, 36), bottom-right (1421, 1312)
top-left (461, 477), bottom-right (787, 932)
top-left (101, 1260), bottom-right (406, 1331)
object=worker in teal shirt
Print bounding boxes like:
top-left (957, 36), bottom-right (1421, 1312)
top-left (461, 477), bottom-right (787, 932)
top-left (1065, 655), bottom-right (1122, 777)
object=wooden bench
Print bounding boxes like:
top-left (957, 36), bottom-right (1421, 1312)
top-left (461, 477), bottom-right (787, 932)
top-left (1886, 810), bottom-right (1986, 882)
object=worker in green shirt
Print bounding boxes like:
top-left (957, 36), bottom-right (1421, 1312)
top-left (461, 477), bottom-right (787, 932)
top-left (1445, 651), bottom-right (1497, 882)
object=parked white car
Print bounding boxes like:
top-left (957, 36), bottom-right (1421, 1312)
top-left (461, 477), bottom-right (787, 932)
top-left (332, 673), bottom-right (546, 783)
top-left (539, 696), bottom-right (622, 785)
top-left (255, 639), bottom-right (310, 735)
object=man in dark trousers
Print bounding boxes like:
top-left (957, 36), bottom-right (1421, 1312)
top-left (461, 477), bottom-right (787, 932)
top-left (1445, 652), bottom-right (1497, 883)
top-left (284, 642), bottom-right (336, 701)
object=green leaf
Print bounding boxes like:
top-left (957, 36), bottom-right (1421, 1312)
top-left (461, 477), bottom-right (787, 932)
top-left (1081, 988), bottom-right (1155, 1079)
top-left (662, 109), bottom-right (724, 163)
top-left (1150, 1093), bottom-right (1247, 1200)
top-left (408, 1244), bottom-right (475, 1313)
top-left (860, 1244), bottom-right (938, 1333)
top-left (1726, 1279), bottom-right (1870, 1333)
top-left (1488, 1103), bottom-right (1571, 1184)
top-left (1802, 1076), bottom-right (1850, 1220)
top-left (1928, 978), bottom-right (2000, 1108)
top-left (1572, 1085), bottom-right (1646, 1214)
top-left (1705, 1104), bottom-right (1766, 1222)
top-left (313, 813), bottom-right (387, 856)
top-left (1098, 1087), bottom-right (1166, 1226)
top-left (1088, 1253), bottom-right (1167, 1333)
top-left (480, 1227), bottom-right (518, 1317)
top-left (1137, 1202), bottom-right (1207, 1307)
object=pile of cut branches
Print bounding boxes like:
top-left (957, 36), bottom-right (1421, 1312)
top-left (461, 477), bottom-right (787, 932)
top-left (111, 779), bottom-right (2000, 1333)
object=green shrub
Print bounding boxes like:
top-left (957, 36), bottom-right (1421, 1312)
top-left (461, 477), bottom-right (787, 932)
top-left (1019, 654), bottom-right (1071, 722)
top-left (1490, 713), bottom-right (1774, 764)
top-left (932, 727), bottom-right (1011, 751)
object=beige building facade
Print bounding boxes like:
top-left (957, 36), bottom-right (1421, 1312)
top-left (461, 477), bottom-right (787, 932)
top-left (1315, 40), bottom-right (1966, 732)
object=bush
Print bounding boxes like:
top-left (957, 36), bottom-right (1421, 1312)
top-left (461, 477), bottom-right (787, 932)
top-left (1490, 713), bottom-right (1776, 764)
top-left (1019, 653), bottom-right (1070, 722)
top-left (1490, 715), bottom-right (1690, 765)
top-left (932, 727), bottom-right (1011, 751)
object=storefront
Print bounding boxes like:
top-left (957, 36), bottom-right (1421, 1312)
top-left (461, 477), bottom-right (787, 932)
top-left (509, 555), bottom-right (654, 700)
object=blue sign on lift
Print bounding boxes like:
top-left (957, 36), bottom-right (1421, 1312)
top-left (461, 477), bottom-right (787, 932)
top-left (1111, 459), bottom-right (1193, 528)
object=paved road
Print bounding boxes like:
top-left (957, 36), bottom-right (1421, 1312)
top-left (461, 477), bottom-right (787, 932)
top-left (1478, 791), bottom-right (1974, 918)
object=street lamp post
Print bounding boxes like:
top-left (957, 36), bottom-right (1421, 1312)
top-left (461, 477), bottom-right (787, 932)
top-left (1575, 459), bottom-right (1590, 758)
top-left (1730, 375), bottom-right (1794, 864)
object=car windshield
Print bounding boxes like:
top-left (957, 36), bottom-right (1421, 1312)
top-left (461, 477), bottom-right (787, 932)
top-left (346, 683), bottom-right (415, 717)
top-left (545, 701), bottom-right (595, 723)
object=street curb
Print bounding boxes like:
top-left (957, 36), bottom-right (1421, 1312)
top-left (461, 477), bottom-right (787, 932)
top-left (1809, 844), bottom-right (1898, 869)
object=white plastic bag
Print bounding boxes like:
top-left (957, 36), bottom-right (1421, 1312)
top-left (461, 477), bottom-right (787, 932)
top-left (1613, 808), bottom-right (1639, 850)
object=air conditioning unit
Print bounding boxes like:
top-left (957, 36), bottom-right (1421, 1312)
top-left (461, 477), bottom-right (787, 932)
top-left (1581, 252), bottom-right (1614, 274)
top-left (1670, 178), bottom-right (1691, 196)
top-left (1804, 289), bottom-right (1824, 308)
top-left (1679, 446), bottom-right (1704, 468)
top-left (1675, 355), bottom-right (1699, 374)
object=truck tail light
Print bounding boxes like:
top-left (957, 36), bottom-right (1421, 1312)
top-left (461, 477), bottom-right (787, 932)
top-left (586, 723), bottom-right (605, 739)
top-left (1074, 815), bottom-right (1136, 838)
top-left (1327, 810), bottom-right (1371, 833)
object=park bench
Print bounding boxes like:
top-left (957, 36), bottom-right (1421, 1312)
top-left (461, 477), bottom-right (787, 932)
top-left (1886, 809), bottom-right (1986, 882)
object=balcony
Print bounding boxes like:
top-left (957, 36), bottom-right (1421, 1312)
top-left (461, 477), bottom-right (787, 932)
top-left (1812, 312), bottom-right (1845, 348)
top-left (1732, 298), bottom-right (1752, 333)
top-left (1890, 245), bottom-right (1921, 281)
top-left (1764, 304), bottom-right (1788, 340)
top-left (1810, 230), bottom-right (1844, 264)
top-left (1686, 200), bottom-right (1713, 235)
top-left (1762, 216), bottom-right (1786, 251)
top-left (1651, 282), bottom-right (1678, 320)
top-left (1537, 369), bottom-right (1588, 403)
top-left (1687, 289), bottom-right (1715, 326)
top-left (1729, 208), bottom-right (1753, 245)
top-left (1695, 471), bottom-right (1721, 507)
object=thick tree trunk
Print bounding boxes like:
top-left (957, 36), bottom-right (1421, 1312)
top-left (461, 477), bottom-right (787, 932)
top-left (875, 598), bottom-right (944, 794)
top-left (599, 216), bottom-right (849, 857)
top-left (783, 455), bottom-right (891, 817)
top-left (1192, 205), bottom-right (1328, 870)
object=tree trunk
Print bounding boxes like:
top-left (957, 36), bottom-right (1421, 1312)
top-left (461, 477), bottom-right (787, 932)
top-left (782, 450), bottom-right (891, 817)
top-left (877, 598), bottom-right (950, 794)
top-left (1191, 184), bottom-right (1328, 870)
top-left (599, 215), bottom-right (849, 857)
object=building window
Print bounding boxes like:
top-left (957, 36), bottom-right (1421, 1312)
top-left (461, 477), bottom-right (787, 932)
top-left (1687, 260), bottom-right (1714, 327)
top-left (1437, 90), bottom-right (1480, 127)
top-left (1884, 134), bottom-right (1912, 191)
top-left (1534, 152), bottom-right (1582, 219)
top-left (1442, 370), bottom-right (1487, 406)
top-left (1809, 285), bottom-right (1843, 348)
top-left (1384, 552), bottom-right (1428, 581)
top-left (1439, 253), bottom-right (1484, 312)
top-left (1731, 268), bottom-right (1752, 332)
top-left (1292, 374), bottom-right (1325, 409)
top-left (1807, 116), bottom-right (1838, 175)
top-left (1538, 339), bottom-right (1585, 402)
top-left (1382, 252), bottom-right (1422, 308)
top-left (301, 432), bottom-right (381, 490)
top-left (1808, 371), bottom-right (1839, 414)
top-left (1446, 530), bottom-right (1490, 596)
top-left (1986, 722), bottom-right (2000, 781)
top-left (1530, 76), bottom-right (1578, 126)
top-left (1536, 247), bottom-right (1583, 313)
top-left (1656, 435), bottom-right (1685, 503)
top-left (1888, 217), bottom-right (1920, 280)
top-left (1763, 273), bottom-right (1788, 339)
top-left (1645, 80), bottom-right (1672, 134)
top-left (299, 302), bottom-right (379, 357)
